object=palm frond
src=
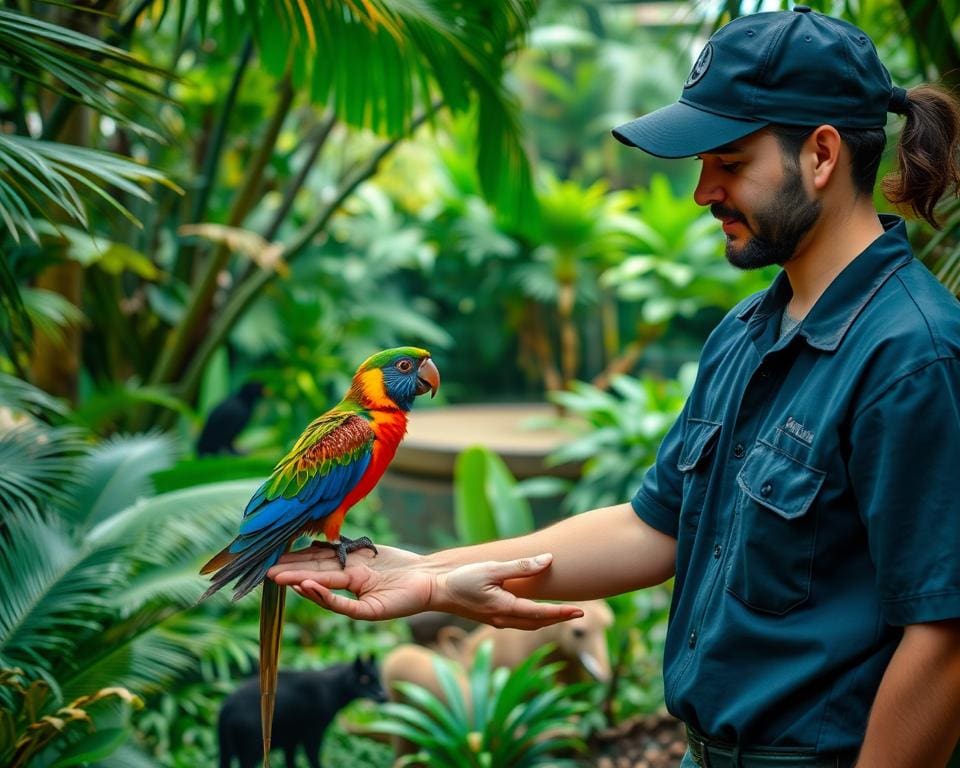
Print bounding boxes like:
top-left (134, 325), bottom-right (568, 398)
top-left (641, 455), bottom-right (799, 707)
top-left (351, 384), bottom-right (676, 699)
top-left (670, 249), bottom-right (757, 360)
top-left (19, 287), bottom-right (86, 350)
top-left (0, 7), bottom-right (171, 125)
top-left (58, 613), bottom-right (255, 702)
top-left (0, 258), bottom-right (31, 357)
top-left (0, 372), bottom-right (69, 419)
top-left (86, 479), bottom-right (258, 556)
top-left (0, 423), bottom-right (89, 515)
top-left (0, 509), bottom-right (126, 685)
top-left (220, 0), bottom-right (539, 233)
top-left (68, 432), bottom-right (180, 531)
top-left (0, 136), bottom-right (172, 244)
top-left (57, 619), bottom-right (204, 702)
top-left (920, 197), bottom-right (960, 296)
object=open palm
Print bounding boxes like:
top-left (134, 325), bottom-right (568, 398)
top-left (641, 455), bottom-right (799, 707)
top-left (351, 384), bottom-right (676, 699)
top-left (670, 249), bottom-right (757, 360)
top-left (268, 542), bottom-right (583, 629)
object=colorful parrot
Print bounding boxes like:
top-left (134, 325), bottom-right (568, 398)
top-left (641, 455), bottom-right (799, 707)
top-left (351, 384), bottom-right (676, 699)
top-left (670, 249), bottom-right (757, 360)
top-left (198, 347), bottom-right (439, 767)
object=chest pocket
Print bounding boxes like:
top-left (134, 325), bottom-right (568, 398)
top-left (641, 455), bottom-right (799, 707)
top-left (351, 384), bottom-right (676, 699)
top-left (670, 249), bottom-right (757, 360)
top-left (725, 441), bottom-right (826, 615)
top-left (677, 419), bottom-right (721, 529)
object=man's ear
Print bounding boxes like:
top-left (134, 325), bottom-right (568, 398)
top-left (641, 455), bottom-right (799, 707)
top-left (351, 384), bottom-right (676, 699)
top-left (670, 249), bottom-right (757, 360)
top-left (806, 124), bottom-right (842, 191)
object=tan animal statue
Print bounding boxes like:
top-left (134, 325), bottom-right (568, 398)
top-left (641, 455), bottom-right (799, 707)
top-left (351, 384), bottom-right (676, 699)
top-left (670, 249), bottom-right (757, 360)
top-left (436, 598), bottom-right (614, 685)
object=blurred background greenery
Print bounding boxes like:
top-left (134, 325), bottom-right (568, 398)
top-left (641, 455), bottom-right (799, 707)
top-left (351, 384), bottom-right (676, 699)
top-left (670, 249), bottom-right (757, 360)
top-left (1, 0), bottom-right (958, 765)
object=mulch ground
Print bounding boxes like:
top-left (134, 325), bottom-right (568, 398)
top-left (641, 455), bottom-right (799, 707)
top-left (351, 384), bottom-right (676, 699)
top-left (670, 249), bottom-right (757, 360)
top-left (585, 712), bottom-right (688, 768)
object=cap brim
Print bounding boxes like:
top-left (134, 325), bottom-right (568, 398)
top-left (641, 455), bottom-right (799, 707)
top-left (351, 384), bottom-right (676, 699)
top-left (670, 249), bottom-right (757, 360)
top-left (612, 100), bottom-right (767, 158)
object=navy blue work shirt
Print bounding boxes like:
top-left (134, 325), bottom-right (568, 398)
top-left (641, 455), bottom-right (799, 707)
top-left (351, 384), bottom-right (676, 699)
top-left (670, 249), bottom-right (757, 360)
top-left (632, 216), bottom-right (960, 752)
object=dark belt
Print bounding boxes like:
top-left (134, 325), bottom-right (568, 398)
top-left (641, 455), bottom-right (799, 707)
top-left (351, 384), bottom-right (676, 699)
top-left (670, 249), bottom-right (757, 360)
top-left (686, 726), bottom-right (855, 768)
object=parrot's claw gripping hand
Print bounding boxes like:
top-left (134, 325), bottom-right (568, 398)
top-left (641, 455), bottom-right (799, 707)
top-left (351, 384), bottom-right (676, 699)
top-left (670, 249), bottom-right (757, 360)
top-left (315, 535), bottom-right (378, 568)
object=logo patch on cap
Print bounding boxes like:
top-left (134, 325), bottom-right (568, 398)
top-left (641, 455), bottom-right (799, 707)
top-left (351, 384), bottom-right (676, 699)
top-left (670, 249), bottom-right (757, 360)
top-left (684, 43), bottom-right (713, 88)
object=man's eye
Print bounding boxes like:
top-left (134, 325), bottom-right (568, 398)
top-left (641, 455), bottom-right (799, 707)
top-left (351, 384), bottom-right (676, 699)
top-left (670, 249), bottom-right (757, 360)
top-left (721, 162), bottom-right (741, 173)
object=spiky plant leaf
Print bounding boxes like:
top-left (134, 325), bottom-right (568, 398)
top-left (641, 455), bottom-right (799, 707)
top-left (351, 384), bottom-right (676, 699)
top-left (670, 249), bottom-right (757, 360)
top-left (372, 640), bottom-right (585, 767)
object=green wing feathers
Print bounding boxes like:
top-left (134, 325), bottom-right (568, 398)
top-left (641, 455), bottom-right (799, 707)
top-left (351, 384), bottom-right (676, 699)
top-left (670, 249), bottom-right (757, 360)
top-left (259, 410), bottom-right (374, 501)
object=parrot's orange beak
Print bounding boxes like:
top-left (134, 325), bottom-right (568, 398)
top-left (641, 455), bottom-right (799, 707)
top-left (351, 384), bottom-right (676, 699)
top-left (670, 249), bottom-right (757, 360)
top-left (415, 357), bottom-right (440, 398)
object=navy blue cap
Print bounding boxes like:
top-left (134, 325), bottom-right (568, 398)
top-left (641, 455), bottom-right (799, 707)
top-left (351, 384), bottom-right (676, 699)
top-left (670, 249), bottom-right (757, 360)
top-left (613, 8), bottom-right (896, 158)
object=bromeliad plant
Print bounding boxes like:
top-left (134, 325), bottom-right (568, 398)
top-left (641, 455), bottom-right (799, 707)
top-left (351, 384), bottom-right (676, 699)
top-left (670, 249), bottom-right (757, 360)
top-left (370, 641), bottom-right (589, 768)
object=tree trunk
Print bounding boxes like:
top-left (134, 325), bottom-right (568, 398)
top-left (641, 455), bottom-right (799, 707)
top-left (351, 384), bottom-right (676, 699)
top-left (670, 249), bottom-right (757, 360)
top-left (30, 0), bottom-right (112, 401)
top-left (31, 261), bottom-right (83, 402)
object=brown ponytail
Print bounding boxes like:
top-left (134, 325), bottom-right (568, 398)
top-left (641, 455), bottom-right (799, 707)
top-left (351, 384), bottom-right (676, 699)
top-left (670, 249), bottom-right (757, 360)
top-left (882, 84), bottom-right (960, 229)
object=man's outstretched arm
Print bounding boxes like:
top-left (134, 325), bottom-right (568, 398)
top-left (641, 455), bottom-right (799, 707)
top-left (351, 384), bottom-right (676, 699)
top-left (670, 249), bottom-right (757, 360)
top-left (267, 502), bottom-right (676, 628)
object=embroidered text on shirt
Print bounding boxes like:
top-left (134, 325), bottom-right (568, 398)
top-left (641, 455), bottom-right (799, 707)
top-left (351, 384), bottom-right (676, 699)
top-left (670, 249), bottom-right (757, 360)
top-left (784, 416), bottom-right (815, 445)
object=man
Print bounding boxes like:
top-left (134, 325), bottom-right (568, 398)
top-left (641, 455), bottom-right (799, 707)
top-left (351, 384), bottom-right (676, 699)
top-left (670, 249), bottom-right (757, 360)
top-left (269, 9), bottom-right (960, 767)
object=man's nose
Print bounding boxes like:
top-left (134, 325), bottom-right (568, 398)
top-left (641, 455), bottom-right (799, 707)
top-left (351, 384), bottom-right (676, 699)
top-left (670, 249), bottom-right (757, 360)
top-left (693, 167), bottom-right (724, 207)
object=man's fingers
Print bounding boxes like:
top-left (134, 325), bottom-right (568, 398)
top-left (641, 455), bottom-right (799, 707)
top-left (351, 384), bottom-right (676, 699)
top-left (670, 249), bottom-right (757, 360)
top-left (270, 568), bottom-right (355, 589)
top-left (501, 596), bottom-right (584, 626)
top-left (297, 580), bottom-right (378, 620)
top-left (486, 615), bottom-right (577, 630)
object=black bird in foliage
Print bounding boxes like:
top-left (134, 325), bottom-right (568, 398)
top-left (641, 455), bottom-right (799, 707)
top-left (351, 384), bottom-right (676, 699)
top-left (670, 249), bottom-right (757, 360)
top-left (197, 381), bottom-right (265, 456)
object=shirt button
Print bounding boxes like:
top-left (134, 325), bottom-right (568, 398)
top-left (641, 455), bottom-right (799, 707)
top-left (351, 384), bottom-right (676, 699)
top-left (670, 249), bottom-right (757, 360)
top-left (733, 443), bottom-right (746, 459)
top-left (759, 366), bottom-right (770, 378)
top-left (713, 544), bottom-right (722, 559)
top-left (761, 482), bottom-right (773, 497)
top-left (688, 631), bottom-right (698, 648)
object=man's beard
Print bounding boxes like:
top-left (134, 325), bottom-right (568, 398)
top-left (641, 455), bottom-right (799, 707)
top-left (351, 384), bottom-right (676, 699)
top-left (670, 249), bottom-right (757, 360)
top-left (712, 165), bottom-right (822, 270)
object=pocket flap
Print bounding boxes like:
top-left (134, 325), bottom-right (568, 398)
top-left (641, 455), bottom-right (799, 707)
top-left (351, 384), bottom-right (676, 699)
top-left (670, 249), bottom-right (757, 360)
top-left (677, 419), bottom-right (721, 472)
top-left (736, 442), bottom-right (825, 519)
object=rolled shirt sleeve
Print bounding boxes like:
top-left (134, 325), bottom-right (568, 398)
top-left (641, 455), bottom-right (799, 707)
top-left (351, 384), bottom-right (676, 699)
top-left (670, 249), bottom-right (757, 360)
top-left (848, 357), bottom-right (960, 626)
top-left (631, 403), bottom-right (688, 539)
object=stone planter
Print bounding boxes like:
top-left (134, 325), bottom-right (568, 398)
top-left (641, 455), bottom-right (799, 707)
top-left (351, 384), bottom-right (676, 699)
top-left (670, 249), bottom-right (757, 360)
top-left (379, 403), bottom-right (582, 548)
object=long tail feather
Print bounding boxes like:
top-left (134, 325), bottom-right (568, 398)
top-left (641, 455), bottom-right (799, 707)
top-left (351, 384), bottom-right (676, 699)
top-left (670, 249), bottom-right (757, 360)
top-left (260, 578), bottom-right (285, 768)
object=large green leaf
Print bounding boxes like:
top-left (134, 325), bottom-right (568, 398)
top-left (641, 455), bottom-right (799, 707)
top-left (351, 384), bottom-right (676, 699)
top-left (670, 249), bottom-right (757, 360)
top-left (151, 455), bottom-right (275, 494)
top-left (454, 445), bottom-right (536, 545)
top-left (47, 727), bottom-right (132, 768)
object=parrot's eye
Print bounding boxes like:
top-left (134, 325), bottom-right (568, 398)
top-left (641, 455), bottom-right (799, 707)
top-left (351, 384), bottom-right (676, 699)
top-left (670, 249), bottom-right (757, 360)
top-left (396, 359), bottom-right (413, 373)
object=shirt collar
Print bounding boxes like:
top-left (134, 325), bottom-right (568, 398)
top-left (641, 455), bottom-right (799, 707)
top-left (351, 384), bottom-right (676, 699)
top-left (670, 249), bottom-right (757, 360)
top-left (736, 215), bottom-right (914, 351)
